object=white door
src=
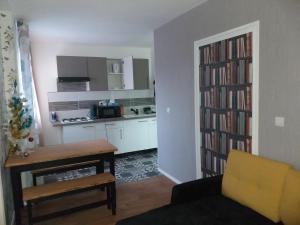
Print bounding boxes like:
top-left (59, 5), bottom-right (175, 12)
top-left (63, 124), bottom-right (96, 144)
top-left (122, 56), bottom-right (134, 89)
top-left (95, 123), bottom-right (107, 140)
top-left (105, 122), bottom-right (124, 154)
top-left (148, 118), bottom-right (158, 149)
top-left (123, 119), bottom-right (149, 152)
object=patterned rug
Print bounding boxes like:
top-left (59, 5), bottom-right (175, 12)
top-left (43, 149), bottom-right (160, 184)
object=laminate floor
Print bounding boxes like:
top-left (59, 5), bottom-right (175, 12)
top-left (23, 175), bottom-right (175, 225)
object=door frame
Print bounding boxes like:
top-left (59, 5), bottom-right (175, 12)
top-left (194, 21), bottom-right (260, 179)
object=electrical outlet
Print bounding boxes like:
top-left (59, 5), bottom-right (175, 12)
top-left (275, 117), bottom-right (285, 127)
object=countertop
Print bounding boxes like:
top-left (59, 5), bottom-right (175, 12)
top-left (51, 113), bottom-right (156, 127)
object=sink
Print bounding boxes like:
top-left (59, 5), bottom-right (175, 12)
top-left (123, 113), bottom-right (156, 119)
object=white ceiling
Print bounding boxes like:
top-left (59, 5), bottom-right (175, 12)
top-left (1, 0), bottom-right (207, 47)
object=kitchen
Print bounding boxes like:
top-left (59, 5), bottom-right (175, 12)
top-left (36, 53), bottom-right (158, 184)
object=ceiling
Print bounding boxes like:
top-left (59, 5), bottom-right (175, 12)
top-left (1, 0), bottom-right (207, 47)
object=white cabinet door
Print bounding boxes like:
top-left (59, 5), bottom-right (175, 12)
top-left (63, 124), bottom-right (96, 144)
top-left (105, 122), bottom-right (124, 154)
top-left (95, 123), bottom-right (107, 139)
top-left (148, 118), bottom-right (158, 149)
top-left (122, 56), bottom-right (134, 89)
top-left (123, 119), bottom-right (149, 153)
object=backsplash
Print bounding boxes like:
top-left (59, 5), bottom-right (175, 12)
top-left (49, 98), bottom-right (155, 111)
top-left (48, 89), bottom-right (155, 121)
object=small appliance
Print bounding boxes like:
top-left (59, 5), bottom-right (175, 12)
top-left (97, 105), bottom-right (121, 119)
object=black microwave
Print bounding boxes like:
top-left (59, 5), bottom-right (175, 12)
top-left (96, 105), bottom-right (121, 119)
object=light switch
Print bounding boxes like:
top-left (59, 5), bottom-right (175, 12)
top-left (275, 117), bottom-right (285, 127)
top-left (166, 107), bottom-right (171, 114)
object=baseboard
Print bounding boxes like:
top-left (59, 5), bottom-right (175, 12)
top-left (9, 212), bottom-right (15, 225)
top-left (158, 168), bottom-right (182, 184)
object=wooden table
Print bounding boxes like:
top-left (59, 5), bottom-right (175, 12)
top-left (5, 139), bottom-right (117, 225)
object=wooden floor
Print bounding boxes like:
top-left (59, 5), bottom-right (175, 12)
top-left (22, 176), bottom-right (175, 225)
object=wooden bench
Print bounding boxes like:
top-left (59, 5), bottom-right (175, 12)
top-left (31, 160), bottom-right (103, 185)
top-left (23, 172), bottom-right (116, 225)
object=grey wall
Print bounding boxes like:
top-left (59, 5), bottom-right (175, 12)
top-left (154, 0), bottom-right (300, 182)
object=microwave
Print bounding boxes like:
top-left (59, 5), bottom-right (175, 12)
top-left (96, 105), bottom-right (121, 119)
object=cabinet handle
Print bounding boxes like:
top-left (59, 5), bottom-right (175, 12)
top-left (105, 123), bottom-right (115, 126)
top-left (83, 126), bottom-right (94, 128)
top-left (138, 120), bottom-right (148, 123)
top-left (120, 129), bottom-right (123, 139)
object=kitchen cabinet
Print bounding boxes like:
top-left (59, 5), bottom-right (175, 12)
top-left (147, 118), bottom-right (157, 149)
top-left (57, 56), bottom-right (88, 77)
top-left (61, 117), bottom-right (157, 153)
top-left (106, 57), bottom-right (134, 90)
top-left (87, 57), bottom-right (108, 91)
top-left (133, 58), bottom-right (149, 89)
top-left (63, 124), bottom-right (96, 144)
top-left (123, 119), bottom-right (149, 152)
top-left (122, 56), bottom-right (134, 90)
top-left (105, 122), bottom-right (125, 154)
top-left (95, 123), bottom-right (107, 139)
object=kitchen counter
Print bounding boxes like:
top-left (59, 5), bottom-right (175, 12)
top-left (51, 113), bottom-right (156, 127)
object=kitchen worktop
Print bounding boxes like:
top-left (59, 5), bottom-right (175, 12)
top-left (51, 113), bottom-right (156, 127)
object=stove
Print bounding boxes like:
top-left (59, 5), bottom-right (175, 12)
top-left (61, 117), bottom-right (92, 124)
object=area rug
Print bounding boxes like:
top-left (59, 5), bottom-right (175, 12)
top-left (43, 149), bottom-right (160, 184)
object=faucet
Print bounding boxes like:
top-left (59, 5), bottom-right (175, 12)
top-left (131, 108), bottom-right (139, 115)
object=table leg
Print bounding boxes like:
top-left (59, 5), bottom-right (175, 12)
top-left (96, 160), bottom-right (104, 174)
top-left (11, 169), bottom-right (23, 225)
top-left (109, 154), bottom-right (115, 176)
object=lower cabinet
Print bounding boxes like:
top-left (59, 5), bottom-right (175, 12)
top-left (105, 122), bottom-right (125, 154)
top-left (62, 118), bottom-right (157, 154)
top-left (62, 124), bottom-right (96, 144)
top-left (123, 119), bottom-right (149, 152)
top-left (147, 118), bottom-right (157, 149)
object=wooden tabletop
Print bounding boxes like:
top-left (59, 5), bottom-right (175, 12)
top-left (5, 139), bottom-right (117, 168)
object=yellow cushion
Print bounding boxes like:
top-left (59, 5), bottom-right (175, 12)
top-left (222, 150), bottom-right (291, 222)
top-left (280, 169), bottom-right (300, 225)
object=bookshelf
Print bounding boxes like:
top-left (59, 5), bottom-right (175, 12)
top-left (194, 22), bottom-right (260, 178)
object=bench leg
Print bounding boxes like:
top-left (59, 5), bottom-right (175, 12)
top-left (111, 182), bottom-right (116, 215)
top-left (106, 185), bottom-right (111, 209)
top-left (97, 160), bottom-right (105, 191)
top-left (32, 174), bottom-right (37, 186)
top-left (27, 201), bottom-right (33, 225)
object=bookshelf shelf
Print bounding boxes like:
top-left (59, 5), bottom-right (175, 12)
top-left (198, 31), bottom-right (254, 178)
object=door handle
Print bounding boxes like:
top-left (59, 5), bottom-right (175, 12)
top-left (83, 126), bottom-right (94, 128)
top-left (120, 129), bottom-right (123, 139)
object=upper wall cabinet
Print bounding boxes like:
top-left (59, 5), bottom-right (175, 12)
top-left (57, 56), bottom-right (150, 92)
top-left (133, 58), bottom-right (149, 90)
top-left (88, 57), bottom-right (108, 91)
top-left (57, 56), bottom-right (88, 77)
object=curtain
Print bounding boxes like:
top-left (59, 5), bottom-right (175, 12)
top-left (16, 21), bottom-right (41, 147)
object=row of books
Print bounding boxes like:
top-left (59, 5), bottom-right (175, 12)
top-left (202, 134), bottom-right (252, 155)
top-left (202, 133), bottom-right (252, 155)
top-left (200, 108), bottom-right (252, 136)
top-left (200, 32), bottom-right (252, 65)
top-left (203, 87), bottom-right (251, 111)
top-left (205, 150), bottom-right (218, 174)
top-left (219, 111), bottom-right (252, 136)
top-left (200, 61), bottom-right (253, 87)
top-left (219, 159), bottom-right (227, 174)
top-left (203, 132), bottom-right (217, 151)
top-left (200, 109), bottom-right (217, 130)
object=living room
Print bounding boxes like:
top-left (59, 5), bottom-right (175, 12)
top-left (0, 0), bottom-right (300, 225)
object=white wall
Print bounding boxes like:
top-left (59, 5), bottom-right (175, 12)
top-left (31, 38), bottom-right (153, 146)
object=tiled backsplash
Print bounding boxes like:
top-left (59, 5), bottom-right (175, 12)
top-left (48, 89), bottom-right (155, 114)
top-left (48, 89), bottom-right (154, 102)
top-left (49, 98), bottom-right (155, 111)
